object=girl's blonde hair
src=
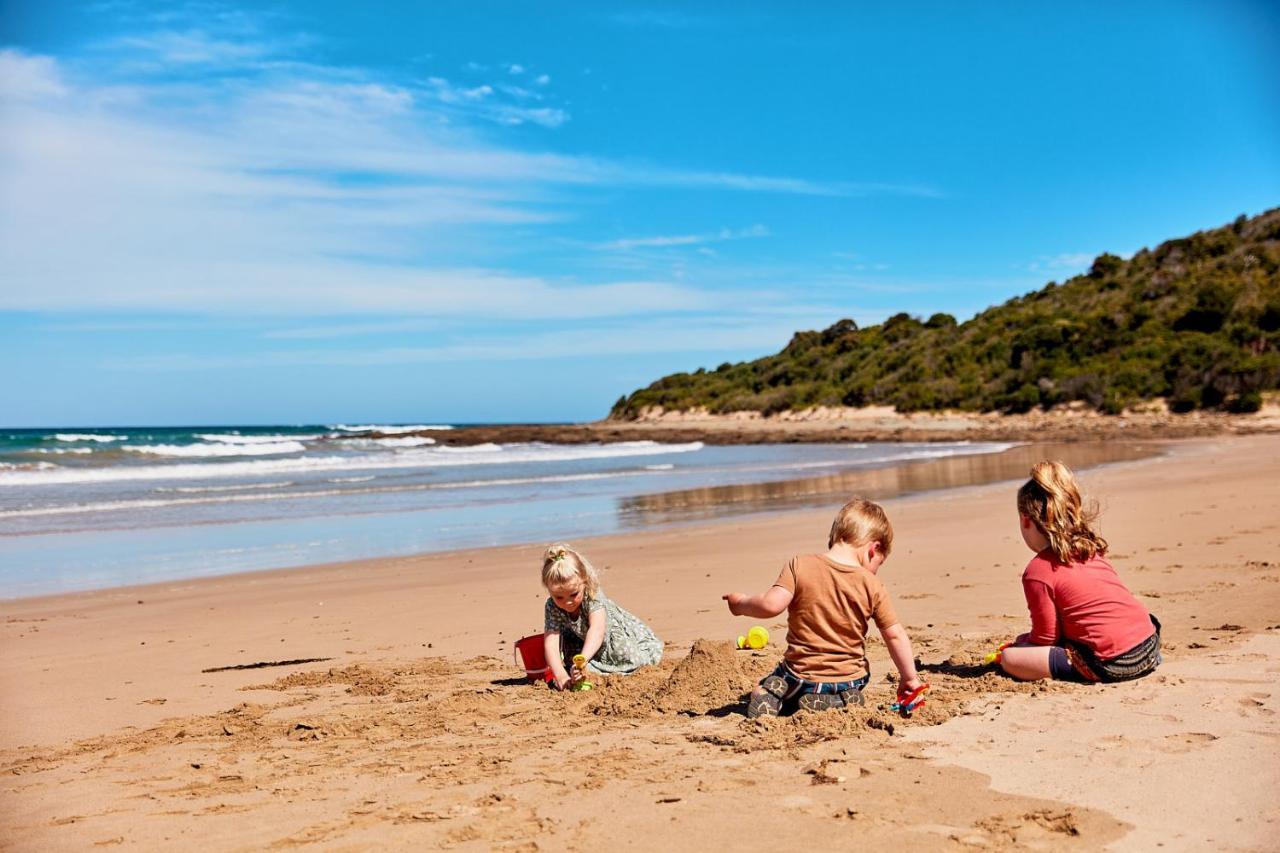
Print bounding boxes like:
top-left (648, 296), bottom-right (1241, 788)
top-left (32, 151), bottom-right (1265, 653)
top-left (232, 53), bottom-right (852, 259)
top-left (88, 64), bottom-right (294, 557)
top-left (541, 543), bottom-right (600, 600)
top-left (1016, 461), bottom-right (1108, 563)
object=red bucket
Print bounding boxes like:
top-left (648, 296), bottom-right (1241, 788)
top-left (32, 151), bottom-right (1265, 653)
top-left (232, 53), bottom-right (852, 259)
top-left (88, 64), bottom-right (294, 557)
top-left (514, 633), bottom-right (554, 682)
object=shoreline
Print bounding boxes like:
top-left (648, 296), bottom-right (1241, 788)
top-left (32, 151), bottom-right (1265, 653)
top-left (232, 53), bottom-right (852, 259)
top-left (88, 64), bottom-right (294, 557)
top-left (1, 438), bottom-right (1163, 603)
top-left (2, 434), bottom-right (1277, 849)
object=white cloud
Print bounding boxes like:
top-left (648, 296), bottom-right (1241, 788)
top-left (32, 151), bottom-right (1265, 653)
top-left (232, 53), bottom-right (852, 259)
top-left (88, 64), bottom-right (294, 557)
top-left (0, 48), bottom-right (934, 320)
top-left (596, 224), bottom-right (770, 251)
top-left (1045, 252), bottom-right (1094, 268)
top-left (1025, 252), bottom-right (1095, 274)
top-left (507, 63), bottom-right (525, 75)
top-left (420, 75), bottom-right (565, 126)
top-left (0, 50), bottom-right (69, 101)
top-left (112, 29), bottom-right (276, 65)
top-left (535, 74), bottom-right (550, 86)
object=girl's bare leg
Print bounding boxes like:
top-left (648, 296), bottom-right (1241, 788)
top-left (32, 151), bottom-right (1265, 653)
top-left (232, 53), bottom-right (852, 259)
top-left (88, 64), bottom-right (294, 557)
top-left (999, 645), bottom-right (1053, 681)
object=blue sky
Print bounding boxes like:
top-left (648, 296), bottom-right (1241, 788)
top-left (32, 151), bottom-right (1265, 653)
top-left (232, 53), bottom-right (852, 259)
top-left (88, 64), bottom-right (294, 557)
top-left (2, 1), bottom-right (1278, 426)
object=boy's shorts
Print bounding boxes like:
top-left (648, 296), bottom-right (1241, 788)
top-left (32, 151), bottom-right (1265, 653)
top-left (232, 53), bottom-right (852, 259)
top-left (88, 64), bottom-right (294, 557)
top-left (761, 661), bottom-right (870, 702)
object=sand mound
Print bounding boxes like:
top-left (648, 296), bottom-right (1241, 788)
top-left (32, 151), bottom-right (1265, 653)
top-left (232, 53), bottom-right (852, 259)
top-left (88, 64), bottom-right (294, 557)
top-left (656, 639), bottom-right (771, 714)
top-left (573, 639), bottom-right (772, 718)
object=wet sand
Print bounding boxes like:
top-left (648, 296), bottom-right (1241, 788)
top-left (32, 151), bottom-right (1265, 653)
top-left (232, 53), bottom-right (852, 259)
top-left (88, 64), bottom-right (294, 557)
top-left (2, 435), bottom-right (1278, 850)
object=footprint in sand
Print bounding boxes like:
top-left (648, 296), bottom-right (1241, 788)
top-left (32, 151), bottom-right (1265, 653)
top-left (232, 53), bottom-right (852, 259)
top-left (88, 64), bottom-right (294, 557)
top-left (1160, 732), bottom-right (1219, 753)
top-left (1238, 693), bottom-right (1275, 717)
top-left (970, 809), bottom-right (1082, 845)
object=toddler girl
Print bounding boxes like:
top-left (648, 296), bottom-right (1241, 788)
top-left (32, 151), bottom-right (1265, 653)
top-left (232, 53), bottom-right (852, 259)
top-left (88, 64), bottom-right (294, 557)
top-left (999, 461), bottom-right (1161, 683)
top-left (541, 543), bottom-right (663, 690)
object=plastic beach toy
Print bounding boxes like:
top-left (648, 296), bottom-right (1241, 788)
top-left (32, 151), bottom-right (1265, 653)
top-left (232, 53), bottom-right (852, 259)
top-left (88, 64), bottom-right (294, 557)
top-left (514, 633), bottom-right (554, 683)
top-left (736, 626), bottom-right (770, 650)
top-left (570, 654), bottom-right (594, 691)
top-left (982, 642), bottom-right (1013, 666)
top-left (891, 682), bottom-right (930, 717)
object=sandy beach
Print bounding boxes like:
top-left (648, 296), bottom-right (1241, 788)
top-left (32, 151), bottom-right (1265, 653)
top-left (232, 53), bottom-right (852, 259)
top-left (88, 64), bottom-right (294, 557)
top-left (2, 434), bottom-right (1278, 851)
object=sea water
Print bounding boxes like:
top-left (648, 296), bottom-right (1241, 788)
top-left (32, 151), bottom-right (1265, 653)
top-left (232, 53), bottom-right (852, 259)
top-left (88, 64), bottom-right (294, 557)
top-left (0, 425), bottom-right (1017, 598)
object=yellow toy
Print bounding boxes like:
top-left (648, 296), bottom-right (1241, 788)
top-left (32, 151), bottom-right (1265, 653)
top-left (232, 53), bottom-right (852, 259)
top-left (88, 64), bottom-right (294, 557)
top-left (570, 654), bottom-right (594, 691)
top-left (983, 642), bottom-right (1013, 665)
top-left (735, 626), bottom-right (770, 650)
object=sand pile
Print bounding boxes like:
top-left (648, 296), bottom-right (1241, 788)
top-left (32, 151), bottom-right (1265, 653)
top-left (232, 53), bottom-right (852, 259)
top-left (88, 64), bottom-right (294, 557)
top-left (573, 639), bottom-right (772, 718)
top-left (656, 639), bottom-right (773, 715)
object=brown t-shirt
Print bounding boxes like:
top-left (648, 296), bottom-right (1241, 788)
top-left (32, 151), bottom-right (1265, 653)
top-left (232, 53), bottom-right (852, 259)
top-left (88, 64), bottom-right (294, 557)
top-left (774, 553), bottom-right (900, 681)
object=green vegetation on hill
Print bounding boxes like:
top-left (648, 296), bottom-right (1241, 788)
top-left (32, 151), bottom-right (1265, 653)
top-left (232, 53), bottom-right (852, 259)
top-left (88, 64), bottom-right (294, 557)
top-left (612, 209), bottom-right (1280, 418)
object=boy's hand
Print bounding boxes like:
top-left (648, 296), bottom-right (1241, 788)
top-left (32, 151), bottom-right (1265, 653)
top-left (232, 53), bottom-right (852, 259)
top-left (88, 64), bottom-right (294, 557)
top-left (722, 593), bottom-right (748, 616)
top-left (900, 675), bottom-right (925, 694)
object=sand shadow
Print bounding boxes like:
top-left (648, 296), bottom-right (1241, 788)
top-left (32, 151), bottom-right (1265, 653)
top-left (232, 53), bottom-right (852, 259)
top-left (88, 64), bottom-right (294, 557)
top-left (489, 676), bottom-right (534, 687)
top-left (920, 660), bottom-right (1007, 680)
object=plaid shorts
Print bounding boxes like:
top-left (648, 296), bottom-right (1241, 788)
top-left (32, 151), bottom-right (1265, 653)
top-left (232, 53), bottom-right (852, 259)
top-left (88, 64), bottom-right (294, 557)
top-left (1052, 615), bottom-right (1162, 683)
top-left (762, 661), bottom-right (870, 702)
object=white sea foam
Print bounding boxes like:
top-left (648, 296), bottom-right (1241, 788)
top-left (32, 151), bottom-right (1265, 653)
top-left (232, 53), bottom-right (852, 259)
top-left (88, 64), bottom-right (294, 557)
top-left (123, 441), bottom-right (308, 458)
top-left (644, 464), bottom-right (676, 471)
top-left (0, 461), bottom-right (55, 472)
top-left (195, 433), bottom-right (321, 444)
top-left (0, 441), bottom-right (707, 485)
top-left (0, 470), bottom-right (643, 518)
top-left (36, 447), bottom-right (95, 455)
top-left (331, 424), bottom-right (454, 433)
top-left (155, 481), bottom-right (295, 494)
top-left (53, 433), bottom-right (125, 442)
top-left (337, 436), bottom-right (437, 448)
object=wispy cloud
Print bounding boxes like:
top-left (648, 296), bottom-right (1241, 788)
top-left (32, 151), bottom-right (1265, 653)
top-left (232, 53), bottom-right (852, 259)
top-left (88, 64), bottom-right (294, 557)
top-left (594, 224), bottom-right (769, 251)
top-left (1, 11), bottom-right (943, 332)
top-left (1025, 252), bottom-right (1095, 274)
top-left (111, 29), bottom-right (283, 65)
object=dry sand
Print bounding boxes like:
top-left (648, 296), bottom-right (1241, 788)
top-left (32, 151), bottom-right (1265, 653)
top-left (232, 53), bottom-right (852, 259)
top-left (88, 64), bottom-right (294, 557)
top-left (2, 435), bottom-right (1278, 851)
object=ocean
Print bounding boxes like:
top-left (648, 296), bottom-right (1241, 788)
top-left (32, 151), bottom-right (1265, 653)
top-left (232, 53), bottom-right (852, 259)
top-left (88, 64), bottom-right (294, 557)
top-left (0, 425), bottom-right (1018, 598)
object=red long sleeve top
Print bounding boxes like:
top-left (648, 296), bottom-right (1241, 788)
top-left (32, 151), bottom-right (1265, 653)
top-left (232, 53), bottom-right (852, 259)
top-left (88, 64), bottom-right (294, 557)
top-left (1022, 551), bottom-right (1154, 660)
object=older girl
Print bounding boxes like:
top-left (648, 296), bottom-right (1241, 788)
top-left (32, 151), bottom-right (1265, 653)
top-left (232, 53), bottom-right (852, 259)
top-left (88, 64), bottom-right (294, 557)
top-left (999, 462), bottom-right (1161, 683)
top-left (541, 543), bottom-right (663, 690)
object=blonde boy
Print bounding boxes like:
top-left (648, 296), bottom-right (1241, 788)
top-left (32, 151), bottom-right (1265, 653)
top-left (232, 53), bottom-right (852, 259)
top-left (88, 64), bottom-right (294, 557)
top-left (723, 497), bottom-right (924, 717)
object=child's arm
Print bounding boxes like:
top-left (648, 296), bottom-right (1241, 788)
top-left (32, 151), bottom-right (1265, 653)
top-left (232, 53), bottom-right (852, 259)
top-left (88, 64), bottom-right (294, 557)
top-left (880, 623), bottom-right (924, 692)
top-left (722, 585), bottom-right (793, 619)
top-left (580, 608), bottom-right (607, 665)
top-left (543, 630), bottom-right (572, 690)
top-left (1021, 578), bottom-right (1059, 645)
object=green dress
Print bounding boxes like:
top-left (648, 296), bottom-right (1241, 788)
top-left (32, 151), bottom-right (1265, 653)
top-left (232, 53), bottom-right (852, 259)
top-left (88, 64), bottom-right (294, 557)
top-left (543, 590), bottom-right (663, 675)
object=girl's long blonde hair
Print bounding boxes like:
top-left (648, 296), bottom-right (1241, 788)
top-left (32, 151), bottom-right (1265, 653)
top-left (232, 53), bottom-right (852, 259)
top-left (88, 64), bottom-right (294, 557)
top-left (1016, 461), bottom-right (1108, 564)
top-left (541, 543), bottom-right (600, 600)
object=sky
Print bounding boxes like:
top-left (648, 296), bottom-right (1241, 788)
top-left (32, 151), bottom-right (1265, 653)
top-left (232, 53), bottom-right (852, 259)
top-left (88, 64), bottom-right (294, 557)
top-left (1, 1), bottom-right (1278, 426)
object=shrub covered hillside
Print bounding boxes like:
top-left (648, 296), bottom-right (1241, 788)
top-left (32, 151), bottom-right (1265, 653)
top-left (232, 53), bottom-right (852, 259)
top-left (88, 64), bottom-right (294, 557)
top-left (612, 208), bottom-right (1280, 418)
